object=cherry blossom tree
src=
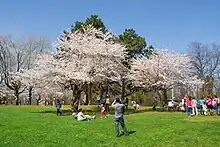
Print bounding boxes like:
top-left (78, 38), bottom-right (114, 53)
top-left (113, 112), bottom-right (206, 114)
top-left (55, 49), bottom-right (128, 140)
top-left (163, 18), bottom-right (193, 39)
top-left (20, 53), bottom-right (61, 104)
top-left (0, 35), bottom-right (51, 105)
top-left (55, 26), bottom-right (126, 102)
top-left (129, 50), bottom-right (203, 105)
top-left (22, 26), bottom-right (126, 103)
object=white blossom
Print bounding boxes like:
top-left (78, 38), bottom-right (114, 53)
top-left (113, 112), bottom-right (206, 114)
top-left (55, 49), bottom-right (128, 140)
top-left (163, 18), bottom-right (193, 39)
top-left (129, 50), bottom-right (203, 91)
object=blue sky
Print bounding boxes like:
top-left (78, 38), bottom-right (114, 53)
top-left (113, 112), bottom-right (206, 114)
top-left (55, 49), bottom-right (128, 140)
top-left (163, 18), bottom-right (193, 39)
top-left (1, 0), bottom-right (219, 52)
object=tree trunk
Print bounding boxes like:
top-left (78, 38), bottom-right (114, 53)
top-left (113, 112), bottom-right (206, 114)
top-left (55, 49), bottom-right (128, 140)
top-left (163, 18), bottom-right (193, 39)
top-left (15, 91), bottom-right (19, 105)
top-left (71, 84), bottom-right (82, 104)
top-left (100, 84), bottom-right (105, 99)
top-left (84, 83), bottom-right (92, 105)
top-left (84, 84), bottom-right (89, 105)
top-left (75, 90), bottom-right (81, 103)
top-left (121, 78), bottom-right (125, 100)
top-left (162, 88), bottom-right (168, 107)
top-left (88, 83), bottom-right (92, 105)
top-left (70, 82), bottom-right (77, 104)
top-left (44, 98), bottom-right (46, 106)
top-left (28, 86), bottom-right (33, 105)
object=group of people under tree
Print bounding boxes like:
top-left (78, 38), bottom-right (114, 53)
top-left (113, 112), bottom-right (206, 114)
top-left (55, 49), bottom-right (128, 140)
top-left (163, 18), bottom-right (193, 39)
top-left (184, 95), bottom-right (220, 117)
top-left (55, 96), bottom-right (129, 137)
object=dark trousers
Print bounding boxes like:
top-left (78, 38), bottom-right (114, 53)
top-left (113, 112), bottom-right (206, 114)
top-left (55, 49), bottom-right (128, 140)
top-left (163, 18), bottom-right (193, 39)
top-left (200, 105), bottom-right (203, 115)
top-left (57, 109), bottom-right (62, 116)
top-left (114, 117), bottom-right (128, 137)
top-left (106, 104), bottom-right (110, 113)
top-left (186, 106), bottom-right (191, 117)
top-left (216, 104), bottom-right (220, 114)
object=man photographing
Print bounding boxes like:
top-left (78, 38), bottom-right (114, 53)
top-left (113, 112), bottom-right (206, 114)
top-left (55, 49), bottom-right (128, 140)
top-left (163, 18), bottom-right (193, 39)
top-left (111, 98), bottom-right (128, 137)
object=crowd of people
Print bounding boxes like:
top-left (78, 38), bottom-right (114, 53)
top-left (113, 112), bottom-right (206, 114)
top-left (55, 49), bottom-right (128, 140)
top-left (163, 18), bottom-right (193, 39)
top-left (54, 94), bottom-right (220, 137)
top-left (184, 95), bottom-right (220, 117)
top-left (55, 96), bottom-right (129, 137)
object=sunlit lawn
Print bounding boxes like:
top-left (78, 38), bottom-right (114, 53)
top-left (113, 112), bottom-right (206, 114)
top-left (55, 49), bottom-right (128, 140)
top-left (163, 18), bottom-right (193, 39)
top-left (0, 106), bottom-right (220, 147)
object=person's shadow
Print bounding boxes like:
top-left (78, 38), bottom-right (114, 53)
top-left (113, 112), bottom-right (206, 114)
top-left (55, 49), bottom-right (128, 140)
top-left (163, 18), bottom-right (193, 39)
top-left (120, 131), bottom-right (136, 136)
top-left (128, 131), bottom-right (136, 135)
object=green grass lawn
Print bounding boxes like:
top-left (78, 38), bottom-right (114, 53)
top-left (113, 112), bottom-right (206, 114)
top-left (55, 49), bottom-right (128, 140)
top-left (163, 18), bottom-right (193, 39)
top-left (1, 106), bottom-right (220, 147)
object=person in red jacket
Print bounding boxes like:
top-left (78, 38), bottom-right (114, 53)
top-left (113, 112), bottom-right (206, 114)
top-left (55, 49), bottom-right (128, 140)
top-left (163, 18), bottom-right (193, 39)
top-left (184, 96), bottom-right (192, 117)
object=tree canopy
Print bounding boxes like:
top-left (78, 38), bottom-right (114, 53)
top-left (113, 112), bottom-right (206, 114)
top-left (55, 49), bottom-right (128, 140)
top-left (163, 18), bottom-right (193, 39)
top-left (71, 15), bottom-right (107, 33)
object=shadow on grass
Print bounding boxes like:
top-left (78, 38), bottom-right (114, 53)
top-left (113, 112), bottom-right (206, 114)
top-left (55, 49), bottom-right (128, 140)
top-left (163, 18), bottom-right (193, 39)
top-left (118, 131), bottom-right (136, 137)
top-left (128, 130), bottom-right (136, 135)
top-left (184, 116), bottom-right (220, 122)
top-left (31, 108), bottom-right (150, 116)
top-left (31, 109), bottom-right (94, 116)
top-left (31, 106), bottom-right (179, 116)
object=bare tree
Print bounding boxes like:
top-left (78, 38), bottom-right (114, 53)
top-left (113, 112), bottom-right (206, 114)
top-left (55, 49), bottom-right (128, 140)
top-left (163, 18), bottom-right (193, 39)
top-left (0, 36), bottom-right (51, 105)
top-left (188, 42), bottom-right (220, 96)
top-left (23, 36), bottom-right (51, 105)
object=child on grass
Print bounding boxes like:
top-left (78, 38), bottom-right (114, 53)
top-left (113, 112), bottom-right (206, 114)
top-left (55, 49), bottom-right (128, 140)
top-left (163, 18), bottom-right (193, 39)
top-left (202, 104), bottom-right (207, 115)
top-left (101, 104), bottom-right (107, 118)
top-left (55, 100), bottom-right (62, 116)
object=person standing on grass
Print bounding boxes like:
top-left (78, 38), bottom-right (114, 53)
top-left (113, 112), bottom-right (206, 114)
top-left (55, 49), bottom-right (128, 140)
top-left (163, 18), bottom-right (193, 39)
top-left (72, 100), bottom-right (79, 119)
top-left (184, 96), bottom-right (192, 117)
top-left (72, 100), bottom-right (79, 113)
top-left (215, 95), bottom-right (220, 115)
top-left (207, 96), bottom-right (213, 113)
top-left (105, 96), bottom-right (110, 114)
top-left (111, 98), bottom-right (128, 137)
top-left (212, 97), bottom-right (217, 112)
top-left (55, 100), bottom-right (62, 116)
top-left (101, 104), bottom-right (107, 118)
top-left (199, 98), bottom-right (205, 115)
top-left (202, 103), bottom-right (208, 115)
top-left (100, 95), bottom-right (106, 105)
top-left (191, 97), bottom-right (198, 115)
top-left (124, 98), bottom-right (129, 110)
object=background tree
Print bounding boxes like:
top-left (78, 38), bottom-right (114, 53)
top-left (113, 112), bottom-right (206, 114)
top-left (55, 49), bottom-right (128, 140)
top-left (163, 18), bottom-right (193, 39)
top-left (129, 50), bottom-right (202, 106)
top-left (23, 26), bottom-right (125, 105)
top-left (71, 15), bottom-right (106, 33)
top-left (0, 36), bottom-right (51, 105)
top-left (188, 42), bottom-right (220, 96)
top-left (116, 28), bottom-right (154, 99)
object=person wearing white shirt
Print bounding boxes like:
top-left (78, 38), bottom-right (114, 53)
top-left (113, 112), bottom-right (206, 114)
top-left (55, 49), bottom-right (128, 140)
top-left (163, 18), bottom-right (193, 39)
top-left (77, 109), bottom-right (96, 121)
top-left (191, 97), bottom-right (198, 115)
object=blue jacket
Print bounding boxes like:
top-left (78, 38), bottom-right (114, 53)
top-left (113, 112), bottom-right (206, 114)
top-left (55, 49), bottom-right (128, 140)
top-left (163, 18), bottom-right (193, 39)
top-left (56, 103), bottom-right (61, 109)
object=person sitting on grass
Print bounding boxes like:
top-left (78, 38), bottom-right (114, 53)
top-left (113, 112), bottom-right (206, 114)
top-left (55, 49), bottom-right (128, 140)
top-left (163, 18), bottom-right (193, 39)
top-left (77, 109), bottom-right (96, 121)
top-left (55, 100), bottom-right (62, 116)
top-left (131, 101), bottom-right (140, 111)
top-left (111, 98), bottom-right (128, 137)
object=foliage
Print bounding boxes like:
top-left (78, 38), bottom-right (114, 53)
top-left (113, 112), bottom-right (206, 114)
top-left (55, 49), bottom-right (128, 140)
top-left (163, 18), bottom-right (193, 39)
top-left (118, 28), bottom-right (154, 68)
top-left (71, 15), bottom-right (107, 33)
